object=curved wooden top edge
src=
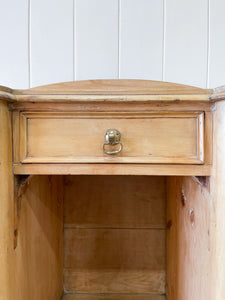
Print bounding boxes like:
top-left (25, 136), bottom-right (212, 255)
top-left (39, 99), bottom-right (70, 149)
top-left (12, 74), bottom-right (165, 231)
top-left (209, 85), bottom-right (225, 101)
top-left (3, 79), bottom-right (225, 102)
top-left (14, 79), bottom-right (210, 95)
top-left (0, 85), bottom-right (17, 102)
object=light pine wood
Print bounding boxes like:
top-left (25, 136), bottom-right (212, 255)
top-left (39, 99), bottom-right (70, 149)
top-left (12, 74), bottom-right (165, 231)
top-left (64, 176), bottom-right (166, 296)
top-left (3, 79), bottom-right (225, 102)
top-left (204, 111), bottom-right (213, 165)
top-left (210, 85), bottom-right (225, 101)
top-left (14, 93), bottom-right (212, 102)
top-left (64, 176), bottom-right (166, 229)
top-left (15, 79), bottom-right (210, 95)
top-left (210, 101), bottom-right (225, 300)
top-left (1, 80), bottom-right (224, 300)
top-left (13, 111), bottom-right (20, 163)
top-left (19, 113), bottom-right (27, 161)
top-left (167, 177), bottom-right (211, 300)
top-left (64, 228), bottom-right (166, 294)
top-left (10, 79), bottom-right (213, 176)
top-left (2, 79), bottom-right (215, 103)
top-left (13, 163), bottom-right (212, 176)
top-left (0, 85), bottom-right (17, 101)
top-left (12, 101), bottom-right (212, 113)
top-left (63, 294), bottom-right (166, 300)
top-left (19, 112), bottom-right (204, 164)
top-left (0, 101), bottom-right (14, 300)
top-left (14, 176), bottom-right (64, 300)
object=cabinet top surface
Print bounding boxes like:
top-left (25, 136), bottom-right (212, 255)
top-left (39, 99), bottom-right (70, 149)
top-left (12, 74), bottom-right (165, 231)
top-left (0, 79), bottom-right (224, 102)
top-left (15, 79), bottom-right (210, 95)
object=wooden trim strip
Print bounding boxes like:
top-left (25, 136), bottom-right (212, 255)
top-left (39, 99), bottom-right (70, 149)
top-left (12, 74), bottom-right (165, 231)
top-left (23, 111), bottom-right (202, 118)
top-left (13, 163), bottom-right (211, 176)
top-left (21, 156), bottom-right (204, 164)
top-left (15, 94), bottom-right (210, 102)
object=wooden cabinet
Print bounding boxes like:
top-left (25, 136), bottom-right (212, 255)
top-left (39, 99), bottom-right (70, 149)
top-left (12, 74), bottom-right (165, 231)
top-left (0, 80), bottom-right (224, 300)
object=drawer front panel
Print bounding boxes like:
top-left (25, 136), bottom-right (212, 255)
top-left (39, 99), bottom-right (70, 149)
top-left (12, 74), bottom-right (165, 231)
top-left (17, 112), bottom-right (204, 164)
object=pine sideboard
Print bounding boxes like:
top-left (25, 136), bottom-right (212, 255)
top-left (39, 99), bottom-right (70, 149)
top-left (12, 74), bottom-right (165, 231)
top-left (0, 80), bottom-right (224, 300)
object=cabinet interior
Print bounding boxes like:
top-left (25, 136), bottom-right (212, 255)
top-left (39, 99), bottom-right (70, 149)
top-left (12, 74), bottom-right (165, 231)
top-left (14, 174), bottom-right (210, 300)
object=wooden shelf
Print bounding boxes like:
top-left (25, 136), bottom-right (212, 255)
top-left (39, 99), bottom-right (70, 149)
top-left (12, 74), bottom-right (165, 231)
top-left (63, 294), bottom-right (166, 300)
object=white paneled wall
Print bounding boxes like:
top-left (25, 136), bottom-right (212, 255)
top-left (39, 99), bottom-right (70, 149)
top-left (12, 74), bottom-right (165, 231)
top-left (75, 0), bottom-right (119, 80)
top-left (164, 0), bottom-right (208, 87)
top-left (30, 0), bottom-right (74, 87)
top-left (209, 0), bottom-right (225, 88)
top-left (0, 0), bottom-right (225, 89)
top-left (119, 0), bottom-right (164, 80)
top-left (0, 0), bottom-right (29, 89)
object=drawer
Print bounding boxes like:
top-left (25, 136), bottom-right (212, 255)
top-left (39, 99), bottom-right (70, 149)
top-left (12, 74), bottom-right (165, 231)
top-left (16, 112), bottom-right (204, 164)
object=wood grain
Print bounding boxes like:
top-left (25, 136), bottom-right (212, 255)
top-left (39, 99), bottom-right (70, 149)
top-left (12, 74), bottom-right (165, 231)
top-left (22, 112), bottom-right (204, 164)
top-left (64, 175), bottom-right (166, 296)
top-left (167, 177), bottom-right (210, 300)
top-left (63, 294), bottom-right (166, 300)
top-left (64, 229), bottom-right (166, 293)
top-left (0, 101), bottom-right (14, 299)
top-left (210, 101), bottom-right (225, 300)
top-left (12, 101), bottom-right (212, 113)
top-left (15, 80), bottom-right (210, 95)
top-left (13, 163), bottom-right (212, 176)
top-left (64, 176), bottom-right (166, 229)
top-left (0, 85), bottom-right (17, 101)
top-left (14, 176), bottom-right (64, 300)
top-left (19, 113), bottom-right (27, 161)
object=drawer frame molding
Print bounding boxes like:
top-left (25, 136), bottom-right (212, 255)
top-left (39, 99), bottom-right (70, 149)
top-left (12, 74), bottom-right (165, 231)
top-left (13, 111), bottom-right (205, 165)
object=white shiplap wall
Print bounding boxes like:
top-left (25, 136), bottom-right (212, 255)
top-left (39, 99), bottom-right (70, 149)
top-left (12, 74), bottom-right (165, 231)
top-left (0, 0), bottom-right (225, 89)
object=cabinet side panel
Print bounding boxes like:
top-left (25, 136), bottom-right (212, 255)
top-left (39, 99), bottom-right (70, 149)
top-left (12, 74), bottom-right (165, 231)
top-left (0, 101), bottom-right (14, 299)
top-left (167, 177), bottom-right (210, 300)
top-left (211, 101), bottom-right (225, 300)
top-left (14, 175), bottom-right (64, 300)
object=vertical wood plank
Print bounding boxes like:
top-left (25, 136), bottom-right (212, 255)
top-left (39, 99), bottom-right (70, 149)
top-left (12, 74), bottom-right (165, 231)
top-left (13, 112), bottom-right (20, 163)
top-left (0, 0), bottom-right (29, 88)
top-left (30, 0), bottom-right (74, 87)
top-left (167, 177), bottom-right (211, 300)
top-left (75, 0), bottom-right (119, 80)
top-left (14, 176), bottom-right (64, 299)
top-left (19, 114), bottom-right (28, 161)
top-left (119, 0), bottom-right (164, 80)
top-left (208, 0), bottom-right (225, 88)
top-left (211, 101), bottom-right (225, 300)
top-left (164, 0), bottom-right (208, 88)
top-left (0, 101), bottom-right (14, 299)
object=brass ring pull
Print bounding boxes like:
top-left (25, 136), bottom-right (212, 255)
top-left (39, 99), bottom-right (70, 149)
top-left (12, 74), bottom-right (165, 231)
top-left (102, 129), bottom-right (123, 155)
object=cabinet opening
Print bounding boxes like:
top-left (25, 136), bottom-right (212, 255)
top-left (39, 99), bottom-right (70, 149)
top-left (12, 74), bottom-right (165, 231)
top-left (14, 175), bottom-right (210, 300)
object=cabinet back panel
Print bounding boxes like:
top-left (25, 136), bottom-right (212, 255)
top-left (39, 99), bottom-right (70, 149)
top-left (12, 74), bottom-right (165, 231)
top-left (64, 176), bottom-right (166, 294)
top-left (64, 176), bottom-right (166, 229)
